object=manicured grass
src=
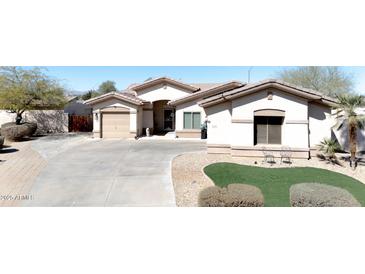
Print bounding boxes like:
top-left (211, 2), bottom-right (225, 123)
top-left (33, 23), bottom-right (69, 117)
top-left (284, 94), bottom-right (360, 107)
top-left (204, 163), bottom-right (365, 207)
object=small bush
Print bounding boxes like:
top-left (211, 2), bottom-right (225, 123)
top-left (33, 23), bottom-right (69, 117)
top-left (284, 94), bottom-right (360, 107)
top-left (1, 122), bottom-right (37, 141)
top-left (225, 184), bottom-right (264, 207)
top-left (198, 186), bottom-right (226, 207)
top-left (290, 183), bottom-right (361, 207)
top-left (198, 184), bottom-right (264, 207)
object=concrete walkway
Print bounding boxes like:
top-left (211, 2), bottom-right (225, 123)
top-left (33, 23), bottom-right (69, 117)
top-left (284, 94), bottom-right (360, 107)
top-left (23, 139), bottom-right (205, 206)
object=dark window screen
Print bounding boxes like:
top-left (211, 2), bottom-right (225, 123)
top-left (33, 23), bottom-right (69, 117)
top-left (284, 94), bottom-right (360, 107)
top-left (254, 116), bottom-right (282, 145)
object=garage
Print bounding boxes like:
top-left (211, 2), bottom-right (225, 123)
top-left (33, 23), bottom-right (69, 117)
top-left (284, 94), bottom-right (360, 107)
top-left (101, 112), bottom-right (130, 138)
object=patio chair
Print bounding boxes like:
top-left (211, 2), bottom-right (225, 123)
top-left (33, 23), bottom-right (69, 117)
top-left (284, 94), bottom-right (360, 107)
top-left (280, 146), bottom-right (292, 164)
top-left (262, 147), bottom-right (275, 164)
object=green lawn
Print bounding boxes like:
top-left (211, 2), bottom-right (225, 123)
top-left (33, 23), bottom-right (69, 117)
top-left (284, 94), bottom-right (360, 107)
top-left (204, 163), bottom-right (365, 207)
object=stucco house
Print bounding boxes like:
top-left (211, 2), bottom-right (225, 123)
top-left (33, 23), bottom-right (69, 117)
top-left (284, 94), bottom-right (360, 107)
top-left (85, 77), bottom-right (337, 159)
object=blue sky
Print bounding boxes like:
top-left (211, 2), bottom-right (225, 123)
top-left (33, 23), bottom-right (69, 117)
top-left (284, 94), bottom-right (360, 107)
top-left (33, 66), bottom-right (365, 95)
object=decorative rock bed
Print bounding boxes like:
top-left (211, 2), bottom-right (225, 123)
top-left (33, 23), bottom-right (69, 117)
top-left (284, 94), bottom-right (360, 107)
top-left (1, 122), bottom-right (37, 141)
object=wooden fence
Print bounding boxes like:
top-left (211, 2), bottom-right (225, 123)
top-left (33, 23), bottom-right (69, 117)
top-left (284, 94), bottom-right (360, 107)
top-left (68, 115), bottom-right (93, 132)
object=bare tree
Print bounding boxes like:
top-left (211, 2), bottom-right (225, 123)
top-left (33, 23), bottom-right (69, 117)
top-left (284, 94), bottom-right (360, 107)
top-left (279, 67), bottom-right (353, 97)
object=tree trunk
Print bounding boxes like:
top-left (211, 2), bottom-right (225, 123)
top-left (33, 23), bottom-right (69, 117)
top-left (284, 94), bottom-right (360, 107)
top-left (349, 124), bottom-right (357, 170)
top-left (15, 112), bottom-right (22, 125)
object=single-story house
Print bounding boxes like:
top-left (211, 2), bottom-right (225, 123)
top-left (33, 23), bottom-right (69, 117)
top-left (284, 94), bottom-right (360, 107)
top-left (85, 77), bottom-right (338, 159)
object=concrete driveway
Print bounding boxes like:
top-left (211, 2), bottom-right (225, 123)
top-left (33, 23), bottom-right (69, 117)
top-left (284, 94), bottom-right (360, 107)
top-left (23, 138), bottom-right (205, 206)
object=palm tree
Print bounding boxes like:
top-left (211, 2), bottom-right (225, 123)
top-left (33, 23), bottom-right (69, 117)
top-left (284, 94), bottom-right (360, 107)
top-left (334, 94), bottom-right (365, 169)
top-left (319, 138), bottom-right (341, 162)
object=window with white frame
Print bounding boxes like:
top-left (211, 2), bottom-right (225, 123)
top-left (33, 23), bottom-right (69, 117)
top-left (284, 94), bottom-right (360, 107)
top-left (183, 112), bottom-right (201, 129)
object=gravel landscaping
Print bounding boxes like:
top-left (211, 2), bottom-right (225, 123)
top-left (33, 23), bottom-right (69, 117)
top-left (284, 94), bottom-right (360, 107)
top-left (172, 151), bottom-right (365, 207)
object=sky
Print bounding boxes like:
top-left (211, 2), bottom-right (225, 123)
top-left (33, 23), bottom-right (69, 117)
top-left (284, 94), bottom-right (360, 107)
top-left (30, 66), bottom-right (365, 95)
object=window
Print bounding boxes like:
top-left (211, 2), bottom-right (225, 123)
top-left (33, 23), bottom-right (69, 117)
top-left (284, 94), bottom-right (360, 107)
top-left (184, 112), bottom-right (201, 129)
top-left (254, 116), bottom-right (283, 145)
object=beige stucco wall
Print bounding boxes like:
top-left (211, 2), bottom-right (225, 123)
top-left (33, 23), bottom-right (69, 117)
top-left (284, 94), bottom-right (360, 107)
top-left (230, 89), bottom-right (309, 149)
top-left (142, 103), bottom-right (154, 131)
top-left (308, 103), bottom-right (332, 148)
top-left (24, 110), bottom-right (68, 134)
top-left (232, 89), bottom-right (308, 121)
top-left (91, 98), bottom-right (139, 137)
top-left (136, 83), bottom-right (191, 102)
top-left (0, 110), bottom-right (68, 134)
top-left (0, 110), bottom-right (16, 126)
top-left (175, 100), bottom-right (206, 131)
top-left (205, 101), bottom-right (232, 145)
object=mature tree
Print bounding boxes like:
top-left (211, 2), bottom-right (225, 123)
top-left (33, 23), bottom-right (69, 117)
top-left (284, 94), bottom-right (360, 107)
top-left (81, 89), bottom-right (99, 100)
top-left (0, 66), bottom-right (66, 124)
top-left (279, 67), bottom-right (353, 97)
top-left (333, 94), bottom-right (365, 169)
top-left (98, 80), bottom-right (117, 94)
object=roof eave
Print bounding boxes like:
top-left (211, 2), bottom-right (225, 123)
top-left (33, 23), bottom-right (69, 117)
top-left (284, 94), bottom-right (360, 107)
top-left (132, 77), bottom-right (199, 92)
top-left (84, 92), bottom-right (143, 106)
top-left (169, 81), bottom-right (245, 106)
top-left (199, 81), bottom-right (335, 108)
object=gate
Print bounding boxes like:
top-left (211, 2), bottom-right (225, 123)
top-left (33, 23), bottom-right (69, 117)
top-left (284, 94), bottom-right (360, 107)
top-left (68, 115), bottom-right (93, 132)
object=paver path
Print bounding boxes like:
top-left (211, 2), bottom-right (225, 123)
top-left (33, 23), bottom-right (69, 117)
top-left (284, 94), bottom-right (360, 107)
top-left (0, 142), bottom-right (47, 206)
top-left (0, 134), bottom-right (91, 206)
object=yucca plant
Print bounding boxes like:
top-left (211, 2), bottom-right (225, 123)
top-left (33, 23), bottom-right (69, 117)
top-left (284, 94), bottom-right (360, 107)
top-left (333, 94), bottom-right (365, 169)
top-left (319, 138), bottom-right (341, 162)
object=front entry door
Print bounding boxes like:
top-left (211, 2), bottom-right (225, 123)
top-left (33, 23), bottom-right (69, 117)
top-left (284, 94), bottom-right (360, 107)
top-left (164, 109), bottom-right (175, 131)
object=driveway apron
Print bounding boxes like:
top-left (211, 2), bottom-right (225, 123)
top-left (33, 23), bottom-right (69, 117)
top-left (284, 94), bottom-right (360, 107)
top-left (23, 139), bottom-right (205, 206)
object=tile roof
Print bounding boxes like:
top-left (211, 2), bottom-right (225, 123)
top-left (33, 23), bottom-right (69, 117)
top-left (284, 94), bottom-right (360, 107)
top-left (84, 91), bottom-right (145, 106)
top-left (199, 79), bottom-right (337, 107)
top-left (130, 77), bottom-right (200, 92)
top-left (169, 81), bottom-right (245, 106)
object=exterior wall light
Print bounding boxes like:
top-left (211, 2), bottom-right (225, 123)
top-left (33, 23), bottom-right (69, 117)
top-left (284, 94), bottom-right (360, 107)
top-left (267, 91), bottom-right (273, 100)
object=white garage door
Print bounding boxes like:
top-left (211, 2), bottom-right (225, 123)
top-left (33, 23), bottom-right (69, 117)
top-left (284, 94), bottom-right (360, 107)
top-left (102, 112), bottom-right (130, 138)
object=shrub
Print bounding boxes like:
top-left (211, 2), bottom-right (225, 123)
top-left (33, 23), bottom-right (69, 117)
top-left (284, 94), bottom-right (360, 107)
top-left (198, 186), bottom-right (226, 207)
top-left (225, 184), bottom-right (264, 207)
top-left (198, 184), bottom-right (264, 207)
top-left (319, 138), bottom-right (341, 164)
top-left (290, 183), bottom-right (361, 207)
top-left (1, 122), bottom-right (37, 141)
